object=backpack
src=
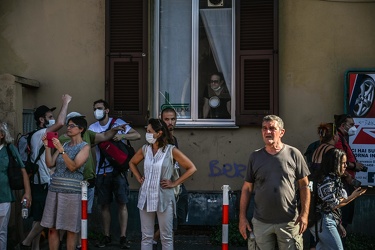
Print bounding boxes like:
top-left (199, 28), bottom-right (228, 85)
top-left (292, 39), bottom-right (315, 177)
top-left (6, 144), bottom-right (24, 190)
top-left (98, 118), bottom-right (135, 173)
top-left (16, 129), bottom-right (44, 177)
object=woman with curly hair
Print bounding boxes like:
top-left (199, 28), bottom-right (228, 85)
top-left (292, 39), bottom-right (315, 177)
top-left (129, 118), bottom-right (197, 250)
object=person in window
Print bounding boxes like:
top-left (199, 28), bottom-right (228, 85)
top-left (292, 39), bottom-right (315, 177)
top-left (310, 148), bottom-right (366, 250)
top-left (202, 72), bottom-right (231, 119)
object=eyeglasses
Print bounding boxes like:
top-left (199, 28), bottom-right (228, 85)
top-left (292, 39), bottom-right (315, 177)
top-left (66, 124), bottom-right (79, 129)
top-left (210, 80), bottom-right (219, 83)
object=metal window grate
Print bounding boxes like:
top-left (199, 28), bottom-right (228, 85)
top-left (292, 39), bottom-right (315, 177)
top-left (22, 109), bottom-right (36, 134)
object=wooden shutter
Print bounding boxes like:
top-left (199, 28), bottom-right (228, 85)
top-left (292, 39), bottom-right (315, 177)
top-left (235, 0), bottom-right (278, 126)
top-left (105, 0), bottom-right (148, 125)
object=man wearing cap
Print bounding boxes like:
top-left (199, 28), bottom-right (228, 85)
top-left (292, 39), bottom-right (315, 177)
top-left (89, 99), bottom-right (141, 249)
top-left (19, 94), bottom-right (72, 249)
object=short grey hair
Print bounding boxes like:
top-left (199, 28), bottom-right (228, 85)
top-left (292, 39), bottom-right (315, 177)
top-left (263, 115), bottom-right (284, 130)
top-left (0, 122), bottom-right (14, 144)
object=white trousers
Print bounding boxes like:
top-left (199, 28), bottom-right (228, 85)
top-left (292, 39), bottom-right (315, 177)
top-left (139, 201), bottom-right (174, 250)
top-left (0, 202), bottom-right (11, 250)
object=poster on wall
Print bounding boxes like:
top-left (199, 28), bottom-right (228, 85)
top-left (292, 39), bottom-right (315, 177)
top-left (345, 70), bottom-right (375, 186)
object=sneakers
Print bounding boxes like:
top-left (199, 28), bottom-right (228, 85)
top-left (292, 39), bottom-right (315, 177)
top-left (120, 236), bottom-right (131, 249)
top-left (96, 235), bottom-right (112, 248)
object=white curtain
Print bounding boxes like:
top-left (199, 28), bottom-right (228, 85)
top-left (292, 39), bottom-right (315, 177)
top-left (200, 9), bottom-right (232, 93)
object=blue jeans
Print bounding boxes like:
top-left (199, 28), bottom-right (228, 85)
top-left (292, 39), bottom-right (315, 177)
top-left (310, 213), bottom-right (343, 250)
top-left (87, 187), bottom-right (95, 214)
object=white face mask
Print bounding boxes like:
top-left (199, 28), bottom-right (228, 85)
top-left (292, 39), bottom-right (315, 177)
top-left (94, 109), bottom-right (105, 120)
top-left (211, 85), bottom-right (222, 91)
top-left (348, 126), bottom-right (357, 136)
top-left (46, 119), bottom-right (55, 128)
top-left (145, 132), bottom-right (157, 144)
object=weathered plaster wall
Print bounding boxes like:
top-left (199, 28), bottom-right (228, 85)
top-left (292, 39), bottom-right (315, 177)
top-left (1, 0), bottom-right (375, 193)
top-left (279, 0), bottom-right (375, 149)
top-left (0, 74), bottom-right (22, 137)
top-left (0, 0), bottom-right (106, 117)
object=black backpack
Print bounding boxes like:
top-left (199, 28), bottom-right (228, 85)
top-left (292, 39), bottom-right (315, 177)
top-left (6, 144), bottom-right (24, 190)
top-left (16, 129), bottom-right (44, 177)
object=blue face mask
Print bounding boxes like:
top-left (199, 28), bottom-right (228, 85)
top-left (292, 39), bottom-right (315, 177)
top-left (46, 119), bottom-right (55, 128)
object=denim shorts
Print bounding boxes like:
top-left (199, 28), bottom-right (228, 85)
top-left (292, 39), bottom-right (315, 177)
top-left (95, 172), bottom-right (129, 205)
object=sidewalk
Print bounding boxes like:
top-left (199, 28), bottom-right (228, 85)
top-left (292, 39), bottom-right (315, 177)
top-left (86, 235), bottom-right (246, 250)
top-left (41, 234), bottom-right (246, 250)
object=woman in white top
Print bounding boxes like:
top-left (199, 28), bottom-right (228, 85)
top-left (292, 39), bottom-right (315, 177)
top-left (129, 118), bottom-right (197, 250)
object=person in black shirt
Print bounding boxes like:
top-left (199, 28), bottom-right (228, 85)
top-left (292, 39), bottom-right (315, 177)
top-left (202, 72), bottom-right (231, 119)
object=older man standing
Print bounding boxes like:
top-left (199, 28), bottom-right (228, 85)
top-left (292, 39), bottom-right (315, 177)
top-left (239, 115), bottom-right (310, 249)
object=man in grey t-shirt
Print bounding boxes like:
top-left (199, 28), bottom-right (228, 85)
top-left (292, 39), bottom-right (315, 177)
top-left (239, 115), bottom-right (310, 250)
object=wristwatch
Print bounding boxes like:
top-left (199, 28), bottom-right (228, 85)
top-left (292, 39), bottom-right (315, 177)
top-left (60, 151), bottom-right (66, 155)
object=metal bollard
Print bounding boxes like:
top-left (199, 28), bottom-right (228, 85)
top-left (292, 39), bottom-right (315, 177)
top-left (81, 181), bottom-right (89, 250)
top-left (222, 185), bottom-right (231, 250)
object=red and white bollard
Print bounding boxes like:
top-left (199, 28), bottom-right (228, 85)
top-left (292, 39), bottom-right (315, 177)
top-left (81, 181), bottom-right (89, 250)
top-left (222, 185), bottom-right (230, 250)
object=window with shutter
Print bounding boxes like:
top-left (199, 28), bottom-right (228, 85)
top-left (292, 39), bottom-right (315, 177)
top-left (236, 0), bottom-right (279, 126)
top-left (105, 0), bottom-right (148, 126)
top-left (106, 0), bottom-right (278, 127)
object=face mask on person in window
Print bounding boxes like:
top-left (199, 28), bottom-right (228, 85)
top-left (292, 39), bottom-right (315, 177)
top-left (212, 86), bottom-right (222, 91)
top-left (145, 132), bottom-right (157, 144)
top-left (94, 109), bottom-right (105, 120)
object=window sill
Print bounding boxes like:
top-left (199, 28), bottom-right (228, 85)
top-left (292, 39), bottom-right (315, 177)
top-left (175, 121), bottom-right (239, 129)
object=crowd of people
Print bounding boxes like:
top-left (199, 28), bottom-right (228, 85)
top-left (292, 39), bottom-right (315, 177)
top-left (0, 90), bottom-right (369, 250)
top-left (0, 94), bottom-right (197, 250)
top-left (239, 115), bottom-right (367, 250)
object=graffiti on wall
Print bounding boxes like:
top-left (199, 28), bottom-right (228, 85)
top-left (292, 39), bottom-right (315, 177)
top-left (208, 160), bottom-right (247, 178)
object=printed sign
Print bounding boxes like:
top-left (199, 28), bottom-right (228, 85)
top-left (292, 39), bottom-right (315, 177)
top-left (346, 71), bottom-right (375, 186)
